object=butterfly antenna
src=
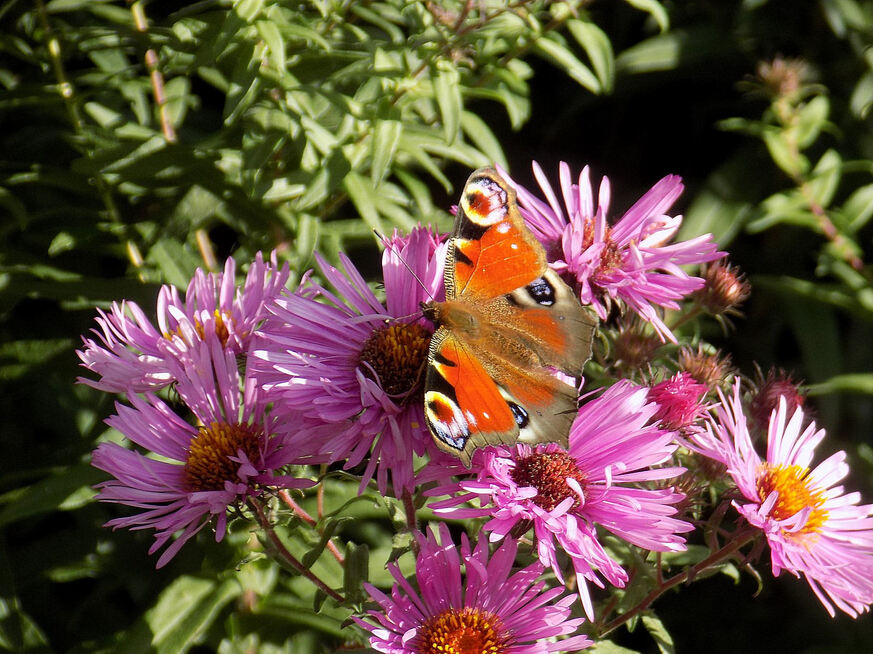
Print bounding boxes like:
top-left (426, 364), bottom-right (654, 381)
top-left (374, 229), bottom-right (436, 304)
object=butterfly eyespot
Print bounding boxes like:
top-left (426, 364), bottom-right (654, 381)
top-left (509, 402), bottom-right (529, 428)
top-left (525, 277), bottom-right (556, 306)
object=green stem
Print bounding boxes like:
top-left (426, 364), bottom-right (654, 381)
top-left (668, 304), bottom-right (704, 332)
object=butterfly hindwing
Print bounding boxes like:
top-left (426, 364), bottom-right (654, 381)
top-left (424, 328), bottom-right (519, 466)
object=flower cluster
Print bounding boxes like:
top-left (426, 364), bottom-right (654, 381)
top-left (79, 253), bottom-right (313, 567)
top-left (501, 161), bottom-right (724, 341)
top-left (79, 162), bottom-right (873, 651)
top-left (691, 379), bottom-right (873, 617)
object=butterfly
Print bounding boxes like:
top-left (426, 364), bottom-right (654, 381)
top-left (423, 168), bottom-right (597, 467)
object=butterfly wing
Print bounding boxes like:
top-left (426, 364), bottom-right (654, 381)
top-left (445, 168), bottom-right (547, 300)
top-left (425, 168), bottom-right (598, 465)
top-left (424, 327), bottom-right (520, 467)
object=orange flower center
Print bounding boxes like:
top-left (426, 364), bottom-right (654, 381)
top-left (184, 422), bottom-right (263, 492)
top-left (358, 322), bottom-right (431, 399)
top-left (196, 309), bottom-right (233, 347)
top-left (511, 451), bottom-right (586, 512)
top-left (415, 607), bottom-right (507, 654)
top-left (164, 309), bottom-right (237, 348)
top-left (756, 463), bottom-right (828, 535)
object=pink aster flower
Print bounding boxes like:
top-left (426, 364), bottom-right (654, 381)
top-left (77, 252), bottom-right (289, 392)
top-left (354, 523), bottom-right (592, 653)
top-left (253, 226), bottom-right (445, 496)
top-left (425, 381), bottom-right (691, 619)
top-left (500, 161), bottom-right (723, 341)
top-left (91, 333), bottom-right (313, 568)
top-left (648, 371), bottom-right (710, 432)
top-left (691, 379), bottom-right (873, 617)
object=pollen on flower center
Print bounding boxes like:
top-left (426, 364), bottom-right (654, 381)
top-left (164, 309), bottom-right (236, 348)
top-left (184, 421), bottom-right (263, 492)
top-left (415, 606), bottom-right (507, 654)
top-left (582, 221), bottom-right (622, 274)
top-left (358, 322), bottom-right (431, 399)
top-left (196, 309), bottom-right (233, 347)
top-left (511, 451), bottom-right (586, 512)
top-left (756, 463), bottom-right (828, 534)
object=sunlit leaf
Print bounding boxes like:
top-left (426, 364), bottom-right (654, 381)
top-left (533, 36), bottom-right (601, 94)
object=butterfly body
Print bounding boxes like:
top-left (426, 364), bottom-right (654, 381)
top-left (424, 168), bottom-right (597, 466)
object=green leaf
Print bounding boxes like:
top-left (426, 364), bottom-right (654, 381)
top-left (164, 76), bottom-right (192, 133)
top-left (295, 213), bottom-right (319, 263)
top-left (223, 42), bottom-right (261, 126)
top-left (616, 32), bottom-right (681, 73)
top-left (459, 111), bottom-right (506, 170)
top-left (0, 540), bottom-right (50, 652)
top-left (642, 614), bottom-right (675, 654)
top-left (350, 4), bottom-right (404, 45)
top-left (259, 595), bottom-right (347, 639)
top-left (566, 19), bottom-right (615, 94)
top-left (623, 0), bottom-right (670, 31)
top-left (589, 641), bottom-right (643, 654)
top-left (142, 577), bottom-right (241, 654)
top-left (342, 542), bottom-right (370, 604)
top-left (433, 64), bottom-right (462, 144)
top-left (806, 149), bottom-right (841, 208)
top-left (257, 19), bottom-right (286, 73)
top-left (394, 168), bottom-right (437, 223)
top-left (301, 517), bottom-right (347, 569)
top-left (850, 70), bottom-right (873, 119)
top-left (807, 373), bottom-right (873, 395)
top-left (842, 182), bottom-right (873, 231)
top-left (234, 0), bottom-right (265, 22)
top-left (533, 36), bottom-right (600, 94)
top-left (616, 27), bottom-right (728, 74)
top-left (681, 186), bottom-right (750, 247)
top-left (344, 171), bottom-right (385, 235)
top-left (0, 464), bottom-right (103, 528)
top-left (762, 129), bottom-right (807, 178)
top-left (746, 190), bottom-right (814, 233)
top-left (795, 95), bottom-right (830, 149)
top-left (371, 119), bottom-right (402, 186)
top-left (148, 239), bottom-right (201, 288)
top-left (47, 232), bottom-right (76, 256)
top-left (100, 135), bottom-right (167, 174)
top-left (753, 275), bottom-right (873, 319)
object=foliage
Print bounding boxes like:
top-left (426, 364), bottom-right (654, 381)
top-left (1, 1), bottom-right (873, 653)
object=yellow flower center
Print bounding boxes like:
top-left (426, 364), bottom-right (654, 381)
top-left (756, 463), bottom-right (828, 535)
top-left (184, 422), bottom-right (263, 492)
top-left (358, 322), bottom-right (431, 400)
top-left (415, 607), bottom-right (507, 654)
top-left (511, 451), bottom-right (586, 512)
top-left (196, 309), bottom-right (233, 347)
top-left (164, 309), bottom-right (238, 349)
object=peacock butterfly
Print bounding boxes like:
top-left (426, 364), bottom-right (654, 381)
top-left (423, 167), bottom-right (598, 466)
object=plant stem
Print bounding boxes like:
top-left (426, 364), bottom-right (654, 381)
top-left (36, 0), bottom-right (143, 275)
top-left (598, 526), bottom-right (759, 637)
top-left (249, 497), bottom-right (345, 603)
top-left (278, 489), bottom-right (345, 564)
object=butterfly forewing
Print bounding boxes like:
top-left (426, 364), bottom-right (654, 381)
top-left (448, 171), bottom-right (547, 300)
